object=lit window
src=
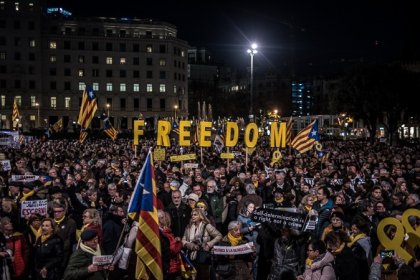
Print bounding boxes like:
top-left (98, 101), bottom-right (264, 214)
top-left (78, 69), bottom-right (84, 77)
top-left (78, 82), bottom-right (85, 91)
top-left (93, 83), bottom-right (99, 91)
top-left (0, 52), bottom-right (5, 60)
top-left (49, 41), bottom-right (57, 49)
top-left (29, 40), bottom-right (36, 47)
top-left (133, 83), bottom-right (140, 92)
top-left (120, 83), bottom-right (126, 92)
top-left (120, 57), bottom-right (126, 64)
top-left (30, 96), bottom-right (36, 107)
top-left (50, 55), bottom-right (56, 62)
top-left (173, 85), bottom-right (177, 93)
top-left (106, 83), bottom-right (113, 91)
top-left (106, 57), bottom-right (113, 64)
top-left (159, 59), bottom-right (166, 66)
top-left (0, 95), bottom-right (5, 108)
top-left (15, 96), bottom-right (22, 106)
top-left (147, 84), bottom-right (153, 92)
top-left (30, 115), bottom-right (36, 121)
top-left (146, 45), bottom-right (152, 53)
top-left (65, 97), bottom-right (71, 108)
top-left (159, 84), bottom-right (166, 93)
top-left (15, 2), bottom-right (19, 11)
top-left (181, 50), bottom-right (185, 57)
top-left (50, 97), bottom-right (56, 109)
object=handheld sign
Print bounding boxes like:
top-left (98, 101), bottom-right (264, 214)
top-left (21, 199), bottom-right (48, 217)
top-left (93, 255), bottom-right (114, 266)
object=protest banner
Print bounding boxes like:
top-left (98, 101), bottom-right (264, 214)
top-left (153, 148), bottom-right (166, 161)
top-left (252, 208), bottom-right (307, 232)
top-left (21, 199), bottom-right (48, 217)
top-left (93, 255), bottom-right (114, 266)
top-left (220, 153), bottom-right (235, 159)
top-left (170, 153), bottom-right (196, 162)
top-left (213, 242), bottom-right (255, 255)
top-left (184, 163), bottom-right (199, 169)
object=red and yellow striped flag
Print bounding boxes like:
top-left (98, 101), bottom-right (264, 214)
top-left (286, 116), bottom-right (293, 146)
top-left (127, 151), bottom-right (162, 280)
top-left (77, 84), bottom-right (97, 129)
top-left (79, 130), bottom-right (88, 143)
top-left (12, 98), bottom-right (20, 127)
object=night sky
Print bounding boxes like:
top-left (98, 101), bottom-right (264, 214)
top-left (47, 0), bottom-right (419, 75)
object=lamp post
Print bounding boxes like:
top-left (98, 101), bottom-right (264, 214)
top-left (247, 43), bottom-right (258, 119)
top-left (106, 103), bottom-right (110, 117)
top-left (35, 102), bottom-right (40, 127)
top-left (174, 105), bottom-right (178, 120)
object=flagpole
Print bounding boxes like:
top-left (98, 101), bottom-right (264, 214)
top-left (227, 147), bottom-right (230, 170)
top-left (245, 147), bottom-right (248, 172)
top-left (200, 147), bottom-right (203, 165)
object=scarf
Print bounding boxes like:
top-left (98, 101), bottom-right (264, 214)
top-left (304, 205), bottom-right (312, 212)
top-left (41, 233), bottom-right (52, 243)
top-left (348, 233), bottom-right (366, 248)
top-left (54, 216), bottom-right (65, 225)
top-left (79, 242), bottom-right (101, 256)
top-left (30, 225), bottom-right (41, 240)
top-left (275, 197), bottom-right (284, 204)
top-left (19, 190), bottom-right (35, 203)
top-left (227, 232), bottom-right (242, 246)
top-left (305, 258), bottom-right (313, 267)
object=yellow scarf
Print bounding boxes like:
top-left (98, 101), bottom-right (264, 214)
top-left (275, 197), bottom-right (284, 204)
top-left (331, 242), bottom-right (346, 255)
top-left (90, 201), bottom-right (96, 208)
top-left (253, 182), bottom-right (259, 188)
top-left (79, 242), bottom-right (101, 256)
top-left (305, 258), bottom-right (313, 267)
top-left (227, 232), bottom-right (242, 246)
top-left (41, 233), bottom-right (52, 243)
top-left (305, 205), bottom-right (312, 212)
top-left (54, 216), bottom-right (65, 225)
top-left (30, 225), bottom-right (41, 240)
top-left (348, 233), bottom-right (366, 248)
top-left (19, 190), bottom-right (35, 203)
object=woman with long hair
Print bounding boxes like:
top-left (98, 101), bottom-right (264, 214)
top-left (79, 209), bottom-right (102, 245)
top-left (34, 218), bottom-right (64, 280)
top-left (182, 208), bottom-right (222, 279)
top-left (237, 202), bottom-right (258, 246)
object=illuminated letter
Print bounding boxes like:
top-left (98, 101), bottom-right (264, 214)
top-left (179, 120), bottom-right (191, 146)
top-left (199, 121), bottom-right (212, 147)
top-left (270, 122), bottom-right (287, 148)
top-left (244, 123), bottom-right (258, 148)
top-left (133, 120), bottom-right (145, 145)
top-left (157, 120), bottom-right (170, 147)
top-left (225, 122), bottom-right (239, 147)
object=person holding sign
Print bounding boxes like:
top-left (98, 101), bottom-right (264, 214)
top-left (64, 229), bottom-right (112, 280)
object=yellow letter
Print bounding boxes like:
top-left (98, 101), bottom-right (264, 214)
top-left (179, 120), bottom-right (191, 146)
top-left (133, 120), bottom-right (145, 145)
top-left (199, 121), bottom-right (212, 147)
top-left (244, 123), bottom-right (258, 148)
top-left (157, 120), bottom-right (170, 147)
top-left (225, 122), bottom-right (239, 147)
top-left (270, 122), bottom-right (287, 148)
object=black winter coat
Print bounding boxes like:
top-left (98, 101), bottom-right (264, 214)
top-left (34, 234), bottom-right (64, 280)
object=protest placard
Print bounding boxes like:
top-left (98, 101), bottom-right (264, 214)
top-left (213, 242), bottom-right (254, 255)
top-left (93, 255), bottom-right (114, 266)
top-left (0, 160), bottom-right (11, 171)
top-left (252, 208), bottom-right (307, 232)
top-left (21, 199), bottom-right (48, 217)
top-left (184, 163), bottom-right (199, 169)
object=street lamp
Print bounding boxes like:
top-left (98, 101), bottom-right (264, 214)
top-left (174, 105), bottom-right (178, 120)
top-left (35, 102), bottom-right (40, 127)
top-left (247, 43), bottom-right (258, 119)
top-left (106, 103), bottom-right (110, 117)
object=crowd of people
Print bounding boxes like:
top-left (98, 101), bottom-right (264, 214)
top-left (0, 136), bottom-right (419, 280)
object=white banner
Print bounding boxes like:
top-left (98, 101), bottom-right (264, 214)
top-left (183, 163), bottom-right (199, 169)
top-left (11, 175), bottom-right (40, 182)
top-left (21, 199), bottom-right (48, 217)
top-left (212, 242), bottom-right (254, 255)
top-left (0, 160), bottom-right (11, 171)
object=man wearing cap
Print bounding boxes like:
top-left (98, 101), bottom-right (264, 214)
top-left (64, 229), bottom-right (111, 280)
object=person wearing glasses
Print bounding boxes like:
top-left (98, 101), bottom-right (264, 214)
top-left (297, 240), bottom-right (336, 280)
top-left (64, 229), bottom-right (112, 280)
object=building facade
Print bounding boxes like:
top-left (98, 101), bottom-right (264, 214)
top-left (0, 1), bottom-right (189, 131)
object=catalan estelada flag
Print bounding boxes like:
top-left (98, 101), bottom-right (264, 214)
top-left (52, 118), bottom-right (63, 133)
top-left (286, 116), bottom-right (293, 146)
top-left (291, 120), bottom-right (319, 154)
top-left (101, 114), bottom-right (118, 141)
top-left (128, 151), bottom-right (162, 280)
top-left (12, 98), bottom-right (20, 128)
top-left (77, 84), bottom-right (97, 131)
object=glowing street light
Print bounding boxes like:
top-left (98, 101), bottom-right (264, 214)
top-left (247, 43), bottom-right (258, 119)
top-left (106, 103), bottom-right (110, 117)
top-left (174, 104), bottom-right (178, 119)
top-left (35, 102), bottom-right (40, 127)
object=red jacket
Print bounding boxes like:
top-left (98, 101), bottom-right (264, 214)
top-left (7, 233), bottom-right (29, 277)
top-left (162, 227), bottom-right (182, 273)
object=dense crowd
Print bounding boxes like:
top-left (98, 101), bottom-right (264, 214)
top-left (0, 137), bottom-right (419, 280)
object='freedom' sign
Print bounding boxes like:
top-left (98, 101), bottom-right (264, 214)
top-left (21, 199), bottom-right (48, 217)
top-left (252, 208), bottom-right (307, 231)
